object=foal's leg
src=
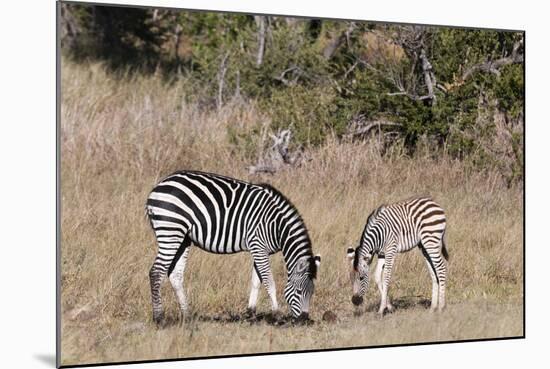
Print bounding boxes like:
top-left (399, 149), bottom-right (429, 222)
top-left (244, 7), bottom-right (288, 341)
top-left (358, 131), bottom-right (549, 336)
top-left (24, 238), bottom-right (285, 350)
top-left (379, 251), bottom-right (396, 316)
top-left (374, 257), bottom-right (394, 312)
top-left (420, 235), bottom-right (448, 312)
top-left (420, 245), bottom-right (439, 311)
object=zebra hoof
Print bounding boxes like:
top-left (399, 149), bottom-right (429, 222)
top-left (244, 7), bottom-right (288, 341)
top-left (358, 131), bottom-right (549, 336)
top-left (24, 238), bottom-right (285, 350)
top-left (292, 313), bottom-right (314, 326)
top-left (265, 311), bottom-right (283, 324)
top-left (177, 310), bottom-right (190, 322)
top-left (153, 312), bottom-right (165, 326)
top-left (243, 308), bottom-right (256, 319)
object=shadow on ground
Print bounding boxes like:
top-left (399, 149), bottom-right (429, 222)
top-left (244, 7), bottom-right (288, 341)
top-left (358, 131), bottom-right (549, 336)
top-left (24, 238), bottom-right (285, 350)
top-left (156, 296), bottom-right (432, 328)
top-left (365, 296), bottom-right (432, 313)
top-left (157, 310), bottom-right (313, 329)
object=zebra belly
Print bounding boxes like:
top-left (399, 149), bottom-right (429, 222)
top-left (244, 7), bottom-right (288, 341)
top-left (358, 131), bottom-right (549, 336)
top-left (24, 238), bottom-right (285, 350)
top-left (396, 232), bottom-right (421, 253)
top-left (188, 231), bottom-right (248, 254)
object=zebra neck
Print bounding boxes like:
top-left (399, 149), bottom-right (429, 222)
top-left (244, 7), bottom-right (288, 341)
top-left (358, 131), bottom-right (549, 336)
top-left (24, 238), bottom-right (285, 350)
top-left (361, 238), bottom-right (382, 256)
top-left (261, 189), bottom-right (313, 274)
top-left (280, 226), bottom-right (313, 275)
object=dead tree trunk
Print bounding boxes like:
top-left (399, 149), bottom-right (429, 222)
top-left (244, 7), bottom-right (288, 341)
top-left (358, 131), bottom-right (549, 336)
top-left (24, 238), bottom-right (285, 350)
top-left (174, 24), bottom-right (183, 65)
top-left (420, 49), bottom-right (437, 105)
top-left (323, 22), bottom-right (356, 60)
top-left (216, 52), bottom-right (229, 110)
top-left (255, 16), bottom-right (267, 67)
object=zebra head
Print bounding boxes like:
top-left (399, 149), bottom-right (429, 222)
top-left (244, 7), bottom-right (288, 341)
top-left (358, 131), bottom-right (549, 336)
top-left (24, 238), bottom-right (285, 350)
top-left (347, 247), bottom-right (372, 306)
top-left (284, 255), bottom-right (321, 319)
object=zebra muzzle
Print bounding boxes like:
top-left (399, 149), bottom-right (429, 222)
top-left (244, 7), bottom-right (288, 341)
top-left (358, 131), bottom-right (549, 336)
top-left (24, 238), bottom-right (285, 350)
top-left (298, 312), bottom-right (309, 320)
top-left (351, 295), bottom-right (364, 306)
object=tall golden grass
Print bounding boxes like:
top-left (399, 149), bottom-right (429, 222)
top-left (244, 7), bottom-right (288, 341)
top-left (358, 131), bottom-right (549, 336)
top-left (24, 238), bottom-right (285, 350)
top-left (60, 60), bottom-right (523, 366)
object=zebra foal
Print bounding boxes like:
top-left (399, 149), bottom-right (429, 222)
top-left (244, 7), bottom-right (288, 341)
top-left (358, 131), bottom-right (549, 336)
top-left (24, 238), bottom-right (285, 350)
top-left (347, 197), bottom-right (449, 315)
top-left (146, 170), bottom-right (320, 323)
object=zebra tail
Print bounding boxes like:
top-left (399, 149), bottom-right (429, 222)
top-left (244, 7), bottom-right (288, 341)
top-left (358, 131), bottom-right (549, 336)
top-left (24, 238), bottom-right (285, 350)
top-left (144, 205), bottom-right (155, 229)
top-left (442, 238), bottom-right (450, 261)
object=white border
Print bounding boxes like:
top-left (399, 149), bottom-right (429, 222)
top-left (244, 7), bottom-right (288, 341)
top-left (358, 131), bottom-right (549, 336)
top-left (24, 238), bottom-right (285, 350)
top-left (1, 1), bottom-right (547, 368)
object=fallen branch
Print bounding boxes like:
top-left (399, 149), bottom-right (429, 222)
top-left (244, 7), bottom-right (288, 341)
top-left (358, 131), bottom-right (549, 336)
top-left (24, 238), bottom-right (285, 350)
top-left (249, 129), bottom-right (303, 175)
top-left (346, 118), bottom-right (403, 138)
top-left (274, 66), bottom-right (301, 86)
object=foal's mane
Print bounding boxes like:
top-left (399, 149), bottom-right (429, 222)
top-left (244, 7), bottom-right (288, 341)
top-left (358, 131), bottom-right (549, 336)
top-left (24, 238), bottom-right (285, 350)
top-left (354, 205), bottom-right (385, 270)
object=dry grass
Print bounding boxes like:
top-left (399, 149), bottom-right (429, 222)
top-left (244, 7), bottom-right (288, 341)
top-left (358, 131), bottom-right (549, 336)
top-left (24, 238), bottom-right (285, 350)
top-left (60, 61), bottom-right (523, 366)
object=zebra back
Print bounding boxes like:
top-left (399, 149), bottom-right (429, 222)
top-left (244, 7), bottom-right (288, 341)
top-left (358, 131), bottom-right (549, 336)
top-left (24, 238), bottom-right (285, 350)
top-left (357, 196), bottom-right (447, 258)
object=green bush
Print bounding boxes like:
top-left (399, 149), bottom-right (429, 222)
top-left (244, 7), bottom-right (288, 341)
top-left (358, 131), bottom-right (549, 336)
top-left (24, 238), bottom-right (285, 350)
top-left (60, 4), bottom-right (524, 182)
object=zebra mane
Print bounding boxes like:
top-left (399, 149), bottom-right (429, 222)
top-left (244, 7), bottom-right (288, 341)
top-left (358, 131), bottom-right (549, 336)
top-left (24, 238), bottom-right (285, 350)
top-left (309, 256), bottom-right (318, 279)
top-left (257, 183), bottom-right (309, 229)
top-left (257, 183), bottom-right (302, 217)
top-left (257, 183), bottom-right (315, 264)
top-left (354, 205), bottom-right (385, 270)
top-left (361, 206), bottom-right (383, 240)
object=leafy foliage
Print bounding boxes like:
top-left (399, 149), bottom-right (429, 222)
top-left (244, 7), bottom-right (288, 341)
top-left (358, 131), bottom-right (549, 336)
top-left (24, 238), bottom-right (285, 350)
top-left (60, 3), bottom-right (524, 183)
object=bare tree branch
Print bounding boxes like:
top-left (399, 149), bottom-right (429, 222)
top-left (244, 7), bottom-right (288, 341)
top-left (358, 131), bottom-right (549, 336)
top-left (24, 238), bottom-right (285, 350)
top-left (343, 61), bottom-right (359, 79)
top-left (461, 39), bottom-right (523, 82)
top-left (357, 57), bottom-right (405, 90)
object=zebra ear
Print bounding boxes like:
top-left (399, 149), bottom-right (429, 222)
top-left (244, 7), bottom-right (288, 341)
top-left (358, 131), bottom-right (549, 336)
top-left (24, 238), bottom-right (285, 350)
top-left (314, 255), bottom-right (321, 269)
top-left (346, 247), bottom-right (355, 260)
top-left (296, 256), bottom-right (309, 272)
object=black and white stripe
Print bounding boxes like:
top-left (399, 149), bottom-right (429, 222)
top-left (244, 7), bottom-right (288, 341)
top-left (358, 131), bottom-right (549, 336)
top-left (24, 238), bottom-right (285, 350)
top-left (347, 197), bottom-right (448, 314)
top-left (146, 170), bottom-right (320, 322)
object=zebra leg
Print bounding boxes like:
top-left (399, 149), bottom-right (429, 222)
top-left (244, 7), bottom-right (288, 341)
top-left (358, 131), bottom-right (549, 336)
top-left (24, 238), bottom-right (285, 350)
top-left (246, 265), bottom-right (261, 314)
top-left (436, 249), bottom-right (448, 311)
top-left (250, 252), bottom-right (279, 314)
top-left (148, 220), bottom-right (191, 324)
top-left (374, 258), bottom-right (394, 312)
top-left (420, 245), bottom-right (439, 311)
top-left (378, 252), bottom-right (396, 316)
top-left (168, 246), bottom-right (191, 317)
top-left (421, 237), bottom-right (447, 312)
top-left (149, 257), bottom-right (167, 324)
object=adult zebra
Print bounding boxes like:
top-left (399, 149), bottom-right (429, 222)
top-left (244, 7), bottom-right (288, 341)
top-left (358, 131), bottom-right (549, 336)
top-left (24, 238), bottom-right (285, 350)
top-left (347, 197), bottom-right (449, 314)
top-left (145, 170), bottom-right (320, 323)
